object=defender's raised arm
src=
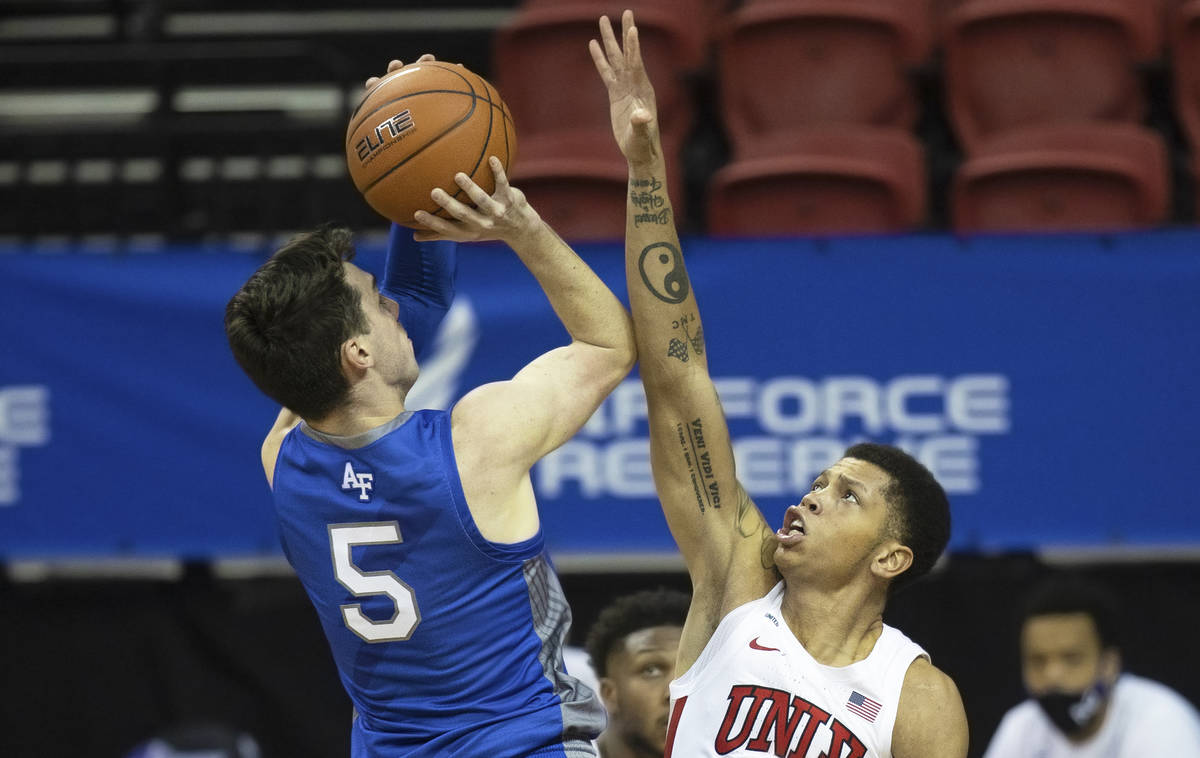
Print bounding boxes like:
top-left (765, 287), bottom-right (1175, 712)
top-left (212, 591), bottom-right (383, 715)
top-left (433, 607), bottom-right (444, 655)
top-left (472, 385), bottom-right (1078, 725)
top-left (591, 11), bottom-right (778, 670)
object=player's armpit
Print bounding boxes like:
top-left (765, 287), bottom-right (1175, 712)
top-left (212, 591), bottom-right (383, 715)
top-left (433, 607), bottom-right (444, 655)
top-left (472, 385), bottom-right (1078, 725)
top-left (892, 658), bottom-right (969, 758)
top-left (261, 408), bottom-right (301, 489)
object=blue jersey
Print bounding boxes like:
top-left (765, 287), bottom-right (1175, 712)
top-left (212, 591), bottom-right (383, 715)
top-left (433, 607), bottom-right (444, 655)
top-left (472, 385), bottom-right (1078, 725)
top-left (272, 409), bottom-right (604, 757)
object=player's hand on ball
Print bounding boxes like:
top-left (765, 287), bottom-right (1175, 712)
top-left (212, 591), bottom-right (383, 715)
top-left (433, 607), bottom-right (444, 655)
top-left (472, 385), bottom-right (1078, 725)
top-left (590, 10), bottom-right (660, 167)
top-left (412, 157), bottom-right (539, 244)
top-left (364, 54), bottom-right (436, 90)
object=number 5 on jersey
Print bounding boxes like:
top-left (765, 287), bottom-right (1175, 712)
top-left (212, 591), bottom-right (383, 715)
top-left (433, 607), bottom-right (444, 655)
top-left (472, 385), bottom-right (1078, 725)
top-left (328, 522), bottom-right (421, 642)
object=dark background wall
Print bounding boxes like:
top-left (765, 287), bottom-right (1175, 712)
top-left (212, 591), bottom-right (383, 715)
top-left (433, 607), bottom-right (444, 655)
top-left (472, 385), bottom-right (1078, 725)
top-left (3, 556), bottom-right (1197, 758)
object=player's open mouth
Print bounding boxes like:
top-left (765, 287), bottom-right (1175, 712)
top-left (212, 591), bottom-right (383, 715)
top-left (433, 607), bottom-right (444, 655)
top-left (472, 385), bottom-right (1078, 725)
top-left (776, 507), bottom-right (806, 544)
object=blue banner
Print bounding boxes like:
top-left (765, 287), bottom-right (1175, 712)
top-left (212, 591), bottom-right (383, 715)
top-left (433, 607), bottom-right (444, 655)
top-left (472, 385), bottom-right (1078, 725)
top-left (1, 231), bottom-right (1198, 559)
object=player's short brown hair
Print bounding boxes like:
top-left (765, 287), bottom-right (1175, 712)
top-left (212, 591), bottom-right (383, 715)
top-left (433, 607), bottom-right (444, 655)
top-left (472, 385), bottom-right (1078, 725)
top-left (225, 225), bottom-right (368, 420)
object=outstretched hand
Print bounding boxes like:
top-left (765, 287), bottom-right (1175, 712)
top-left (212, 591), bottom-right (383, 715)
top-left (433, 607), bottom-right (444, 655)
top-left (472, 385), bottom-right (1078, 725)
top-left (589, 10), bottom-right (661, 167)
top-left (412, 157), bottom-right (541, 245)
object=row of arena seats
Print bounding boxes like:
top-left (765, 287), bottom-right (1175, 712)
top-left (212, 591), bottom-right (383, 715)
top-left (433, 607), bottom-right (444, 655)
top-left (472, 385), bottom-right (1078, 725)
top-left (495, 0), bottom-right (1200, 238)
top-left (2, 0), bottom-right (1198, 241)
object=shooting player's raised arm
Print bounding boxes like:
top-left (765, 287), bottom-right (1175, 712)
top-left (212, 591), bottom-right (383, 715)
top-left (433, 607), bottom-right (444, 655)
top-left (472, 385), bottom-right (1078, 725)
top-left (591, 11), bottom-right (778, 669)
top-left (416, 159), bottom-right (636, 544)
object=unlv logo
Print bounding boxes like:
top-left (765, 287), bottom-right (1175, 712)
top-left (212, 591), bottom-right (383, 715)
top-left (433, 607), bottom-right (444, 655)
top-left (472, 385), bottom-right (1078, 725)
top-left (341, 462), bottom-right (374, 502)
top-left (717, 685), bottom-right (867, 757)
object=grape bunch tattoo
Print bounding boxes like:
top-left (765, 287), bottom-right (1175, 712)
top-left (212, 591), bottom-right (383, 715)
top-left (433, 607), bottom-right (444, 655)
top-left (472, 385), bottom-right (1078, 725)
top-left (668, 338), bottom-right (689, 362)
top-left (667, 313), bottom-right (704, 363)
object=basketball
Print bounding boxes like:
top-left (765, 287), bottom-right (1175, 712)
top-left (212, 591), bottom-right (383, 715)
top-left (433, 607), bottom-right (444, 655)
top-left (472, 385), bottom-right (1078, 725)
top-left (345, 61), bottom-right (517, 227)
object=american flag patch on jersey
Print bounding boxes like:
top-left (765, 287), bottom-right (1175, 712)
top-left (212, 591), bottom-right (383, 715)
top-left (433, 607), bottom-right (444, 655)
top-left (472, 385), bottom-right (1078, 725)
top-left (846, 690), bottom-right (882, 722)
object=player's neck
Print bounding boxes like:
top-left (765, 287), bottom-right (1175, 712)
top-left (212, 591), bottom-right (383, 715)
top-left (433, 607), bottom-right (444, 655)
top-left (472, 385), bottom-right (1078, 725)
top-left (309, 386), bottom-right (408, 437)
top-left (1066, 698), bottom-right (1112, 744)
top-left (779, 581), bottom-right (886, 667)
top-left (596, 731), bottom-right (659, 758)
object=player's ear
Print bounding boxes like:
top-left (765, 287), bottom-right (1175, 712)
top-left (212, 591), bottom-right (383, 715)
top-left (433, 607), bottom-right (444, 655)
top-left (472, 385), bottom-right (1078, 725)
top-left (871, 540), bottom-right (913, 582)
top-left (341, 335), bottom-right (374, 373)
top-left (598, 677), bottom-right (620, 713)
top-left (1100, 647), bottom-right (1121, 684)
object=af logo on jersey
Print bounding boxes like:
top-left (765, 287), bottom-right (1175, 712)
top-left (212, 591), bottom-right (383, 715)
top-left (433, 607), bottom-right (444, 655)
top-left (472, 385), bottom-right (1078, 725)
top-left (342, 462), bottom-right (374, 502)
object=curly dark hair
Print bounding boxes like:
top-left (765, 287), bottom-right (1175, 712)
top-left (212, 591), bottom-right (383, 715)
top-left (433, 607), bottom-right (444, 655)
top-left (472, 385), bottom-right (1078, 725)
top-left (843, 442), bottom-right (951, 594)
top-left (224, 225), bottom-right (368, 420)
top-left (584, 588), bottom-right (690, 677)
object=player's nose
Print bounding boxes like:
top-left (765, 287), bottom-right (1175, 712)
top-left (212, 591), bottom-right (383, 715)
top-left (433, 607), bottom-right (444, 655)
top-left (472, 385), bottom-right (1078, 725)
top-left (801, 492), bottom-right (822, 515)
top-left (383, 295), bottom-right (400, 319)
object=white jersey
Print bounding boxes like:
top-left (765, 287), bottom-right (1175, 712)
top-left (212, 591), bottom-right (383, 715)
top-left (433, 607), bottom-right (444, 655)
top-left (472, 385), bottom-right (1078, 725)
top-left (666, 582), bottom-right (927, 758)
top-left (983, 673), bottom-right (1200, 758)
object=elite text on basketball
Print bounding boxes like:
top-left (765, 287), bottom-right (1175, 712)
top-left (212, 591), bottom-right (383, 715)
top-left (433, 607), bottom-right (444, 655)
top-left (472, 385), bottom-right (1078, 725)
top-left (355, 110), bottom-right (415, 163)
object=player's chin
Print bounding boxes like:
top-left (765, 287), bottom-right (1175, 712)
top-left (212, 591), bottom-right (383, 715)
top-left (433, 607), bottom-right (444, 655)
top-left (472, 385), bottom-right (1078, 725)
top-left (772, 537), bottom-right (794, 560)
top-left (650, 729), bottom-right (670, 753)
top-left (772, 541), bottom-right (806, 573)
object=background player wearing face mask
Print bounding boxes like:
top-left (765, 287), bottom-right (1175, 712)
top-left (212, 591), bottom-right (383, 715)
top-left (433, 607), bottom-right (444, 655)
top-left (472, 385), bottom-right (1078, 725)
top-left (982, 574), bottom-right (1200, 757)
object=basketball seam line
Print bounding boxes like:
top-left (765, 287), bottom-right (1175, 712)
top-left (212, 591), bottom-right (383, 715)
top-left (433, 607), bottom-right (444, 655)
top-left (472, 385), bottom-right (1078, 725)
top-left (348, 90), bottom-right (512, 135)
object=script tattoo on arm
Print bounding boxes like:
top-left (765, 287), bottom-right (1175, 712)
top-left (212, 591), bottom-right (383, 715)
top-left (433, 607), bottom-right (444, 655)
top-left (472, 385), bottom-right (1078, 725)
top-left (674, 416), bottom-right (722, 515)
top-left (630, 176), bottom-right (671, 226)
top-left (638, 242), bottom-right (689, 304)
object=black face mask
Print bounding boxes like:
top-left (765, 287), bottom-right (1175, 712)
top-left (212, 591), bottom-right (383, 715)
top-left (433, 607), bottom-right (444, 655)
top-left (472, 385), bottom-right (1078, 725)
top-left (1034, 679), bottom-right (1110, 738)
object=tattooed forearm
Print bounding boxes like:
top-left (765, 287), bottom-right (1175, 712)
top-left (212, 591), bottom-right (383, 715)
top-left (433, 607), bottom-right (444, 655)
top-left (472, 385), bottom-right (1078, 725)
top-left (675, 417), bottom-right (722, 514)
top-left (638, 242), bottom-right (689, 304)
top-left (630, 176), bottom-right (671, 226)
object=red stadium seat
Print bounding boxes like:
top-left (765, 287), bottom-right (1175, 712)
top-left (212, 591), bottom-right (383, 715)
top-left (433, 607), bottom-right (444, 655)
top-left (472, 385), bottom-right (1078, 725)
top-left (943, 0), bottom-right (1161, 154)
top-left (510, 130), bottom-right (686, 241)
top-left (1193, 155), bottom-right (1200, 220)
top-left (1171, 0), bottom-right (1200, 151)
top-left (493, 3), bottom-right (699, 151)
top-left (717, 0), bottom-right (932, 156)
top-left (707, 127), bottom-right (927, 236)
top-left (951, 123), bottom-right (1169, 232)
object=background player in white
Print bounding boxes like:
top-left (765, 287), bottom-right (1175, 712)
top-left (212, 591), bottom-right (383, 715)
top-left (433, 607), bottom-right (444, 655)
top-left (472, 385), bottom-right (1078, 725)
top-left (983, 573), bottom-right (1200, 757)
top-left (590, 11), bottom-right (968, 757)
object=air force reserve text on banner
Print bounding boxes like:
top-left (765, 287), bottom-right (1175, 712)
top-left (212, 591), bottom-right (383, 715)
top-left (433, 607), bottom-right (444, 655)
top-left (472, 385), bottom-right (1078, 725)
top-left (0, 231), bottom-right (1196, 557)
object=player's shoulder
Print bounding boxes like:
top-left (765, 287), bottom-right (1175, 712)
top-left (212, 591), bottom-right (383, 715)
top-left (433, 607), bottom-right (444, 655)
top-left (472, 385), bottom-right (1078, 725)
top-left (1118, 673), bottom-right (1200, 724)
top-left (1120, 672), bottom-right (1188, 700)
top-left (980, 699), bottom-right (1044, 758)
top-left (262, 417), bottom-right (303, 488)
top-left (899, 657), bottom-right (961, 709)
top-left (893, 657), bottom-right (968, 758)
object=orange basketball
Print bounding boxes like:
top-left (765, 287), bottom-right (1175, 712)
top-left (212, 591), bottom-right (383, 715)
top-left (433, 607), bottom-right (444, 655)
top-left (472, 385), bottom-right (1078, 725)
top-left (345, 61), bottom-right (517, 227)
